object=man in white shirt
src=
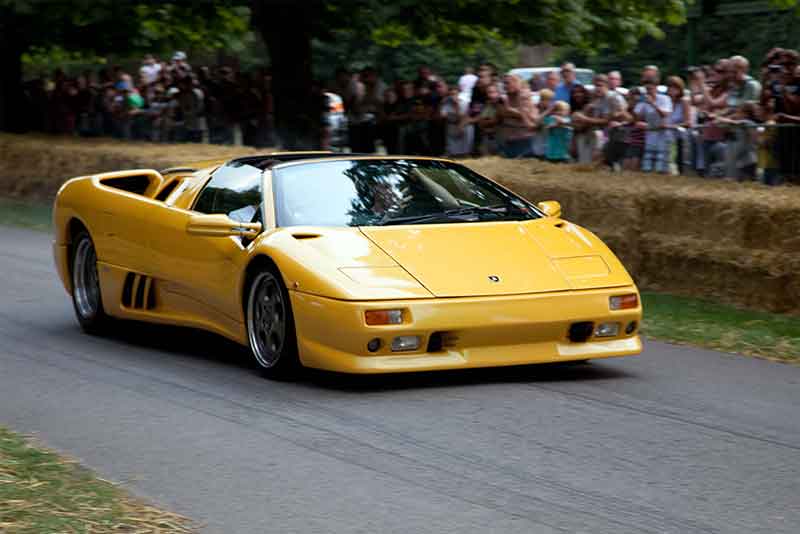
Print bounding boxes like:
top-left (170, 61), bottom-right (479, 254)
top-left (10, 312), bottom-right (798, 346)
top-left (139, 54), bottom-right (161, 85)
top-left (633, 78), bottom-right (673, 173)
top-left (458, 66), bottom-right (478, 98)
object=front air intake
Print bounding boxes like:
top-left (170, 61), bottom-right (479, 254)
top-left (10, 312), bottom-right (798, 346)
top-left (568, 322), bottom-right (594, 343)
top-left (427, 332), bottom-right (444, 353)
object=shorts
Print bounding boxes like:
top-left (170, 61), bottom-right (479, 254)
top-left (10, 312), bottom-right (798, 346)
top-left (625, 145), bottom-right (644, 159)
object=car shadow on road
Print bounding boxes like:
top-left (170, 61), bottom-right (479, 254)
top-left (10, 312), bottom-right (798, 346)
top-left (304, 361), bottom-right (634, 393)
top-left (98, 320), bottom-right (637, 391)
top-left (102, 320), bottom-right (253, 370)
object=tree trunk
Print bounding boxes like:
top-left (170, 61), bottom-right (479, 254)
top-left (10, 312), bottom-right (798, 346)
top-left (252, 0), bottom-right (322, 150)
top-left (0, 11), bottom-right (25, 133)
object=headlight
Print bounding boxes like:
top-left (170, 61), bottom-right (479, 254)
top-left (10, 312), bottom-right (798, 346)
top-left (595, 322), bottom-right (620, 337)
top-left (391, 335), bottom-right (421, 352)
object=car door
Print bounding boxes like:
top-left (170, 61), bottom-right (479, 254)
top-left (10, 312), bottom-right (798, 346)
top-left (159, 161), bottom-right (265, 322)
top-left (102, 163), bottom-right (265, 325)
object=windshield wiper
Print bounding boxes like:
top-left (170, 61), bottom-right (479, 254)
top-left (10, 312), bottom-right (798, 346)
top-left (377, 212), bottom-right (476, 226)
top-left (445, 205), bottom-right (510, 217)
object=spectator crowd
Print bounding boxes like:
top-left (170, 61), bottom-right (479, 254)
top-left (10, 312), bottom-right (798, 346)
top-left (23, 52), bottom-right (275, 147)
top-left (18, 47), bottom-right (800, 185)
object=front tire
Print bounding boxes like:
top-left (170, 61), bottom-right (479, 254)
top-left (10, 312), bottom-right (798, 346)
top-left (71, 230), bottom-right (110, 334)
top-left (246, 268), bottom-right (300, 379)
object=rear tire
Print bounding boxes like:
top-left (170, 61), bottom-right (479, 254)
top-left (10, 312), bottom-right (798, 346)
top-left (70, 230), bottom-right (110, 334)
top-left (246, 267), bottom-right (301, 379)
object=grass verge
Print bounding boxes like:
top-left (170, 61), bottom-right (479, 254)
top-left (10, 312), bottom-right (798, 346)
top-left (0, 426), bottom-right (194, 533)
top-left (641, 292), bottom-right (800, 363)
top-left (0, 197), bottom-right (52, 231)
top-left (0, 197), bottom-right (796, 363)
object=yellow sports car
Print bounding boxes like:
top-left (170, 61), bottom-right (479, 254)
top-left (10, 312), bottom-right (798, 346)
top-left (53, 154), bottom-right (642, 378)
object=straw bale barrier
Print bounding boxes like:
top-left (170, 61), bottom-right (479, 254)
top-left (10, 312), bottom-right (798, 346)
top-left (2, 134), bottom-right (799, 313)
top-left (466, 158), bottom-right (800, 314)
top-left (0, 134), bottom-right (260, 200)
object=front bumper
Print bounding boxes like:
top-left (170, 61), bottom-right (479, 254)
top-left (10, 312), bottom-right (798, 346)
top-left (290, 286), bottom-right (642, 373)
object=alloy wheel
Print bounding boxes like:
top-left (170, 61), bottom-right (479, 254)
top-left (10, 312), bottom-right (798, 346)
top-left (247, 272), bottom-right (287, 368)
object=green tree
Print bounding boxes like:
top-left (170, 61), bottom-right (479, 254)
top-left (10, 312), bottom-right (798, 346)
top-left (556, 6), bottom-right (800, 85)
top-left (0, 0), bottom-right (249, 132)
top-left (311, 31), bottom-right (518, 85)
top-left (2, 0), bottom-right (690, 144)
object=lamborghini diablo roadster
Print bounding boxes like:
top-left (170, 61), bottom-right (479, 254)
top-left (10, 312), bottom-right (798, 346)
top-left (53, 153), bottom-right (642, 377)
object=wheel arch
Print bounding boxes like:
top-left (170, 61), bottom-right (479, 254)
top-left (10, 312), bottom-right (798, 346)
top-left (241, 254), bottom-right (282, 318)
top-left (64, 217), bottom-right (90, 283)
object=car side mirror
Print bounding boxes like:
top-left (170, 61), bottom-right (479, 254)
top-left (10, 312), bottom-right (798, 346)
top-left (537, 200), bottom-right (562, 218)
top-left (186, 214), bottom-right (262, 238)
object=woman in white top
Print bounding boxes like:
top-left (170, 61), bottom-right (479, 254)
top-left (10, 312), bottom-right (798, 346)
top-left (665, 76), bottom-right (694, 174)
top-left (440, 86), bottom-right (474, 157)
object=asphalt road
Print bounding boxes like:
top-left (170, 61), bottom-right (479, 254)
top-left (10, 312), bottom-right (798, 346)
top-left (1, 224), bottom-right (799, 534)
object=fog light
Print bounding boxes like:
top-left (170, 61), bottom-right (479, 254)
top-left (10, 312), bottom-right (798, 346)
top-left (365, 309), bottom-right (404, 325)
top-left (595, 322), bottom-right (620, 338)
top-left (625, 321), bottom-right (637, 335)
top-left (367, 338), bottom-right (382, 352)
top-left (391, 335), bottom-right (421, 352)
top-left (609, 294), bottom-right (638, 310)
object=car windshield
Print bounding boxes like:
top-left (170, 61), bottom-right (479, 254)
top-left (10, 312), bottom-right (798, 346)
top-left (272, 159), bottom-right (540, 227)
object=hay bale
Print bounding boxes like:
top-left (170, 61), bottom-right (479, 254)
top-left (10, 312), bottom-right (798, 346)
top-left (638, 233), bottom-right (799, 313)
top-left (0, 134), bottom-right (260, 200)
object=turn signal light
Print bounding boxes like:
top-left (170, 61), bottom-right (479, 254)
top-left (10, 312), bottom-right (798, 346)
top-left (365, 309), bottom-right (404, 325)
top-left (609, 294), bottom-right (638, 310)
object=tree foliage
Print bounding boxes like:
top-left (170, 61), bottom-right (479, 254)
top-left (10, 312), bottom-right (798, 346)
top-left (313, 0), bottom-right (688, 52)
top-left (556, 6), bottom-right (800, 85)
top-left (2, 0), bottom-right (691, 137)
top-left (312, 31), bottom-right (518, 83)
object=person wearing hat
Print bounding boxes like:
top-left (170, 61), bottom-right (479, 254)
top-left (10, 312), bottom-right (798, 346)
top-left (112, 74), bottom-right (144, 139)
top-left (169, 51), bottom-right (191, 77)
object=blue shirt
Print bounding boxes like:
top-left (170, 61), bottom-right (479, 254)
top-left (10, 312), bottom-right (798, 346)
top-left (554, 82), bottom-right (574, 103)
top-left (544, 115), bottom-right (572, 161)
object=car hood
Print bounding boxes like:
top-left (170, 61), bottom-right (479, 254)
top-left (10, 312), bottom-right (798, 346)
top-left (359, 219), bottom-right (633, 298)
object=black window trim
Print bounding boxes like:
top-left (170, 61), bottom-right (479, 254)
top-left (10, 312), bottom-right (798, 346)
top-left (190, 162), bottom-right (268, 229)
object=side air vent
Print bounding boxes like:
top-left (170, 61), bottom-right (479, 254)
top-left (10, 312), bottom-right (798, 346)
top-left (121, 272), bottom-right (156, 310)
top-left (100, 175), bottom-right (152, 195)
top-left (155, 179), bottom-right (179, 201)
